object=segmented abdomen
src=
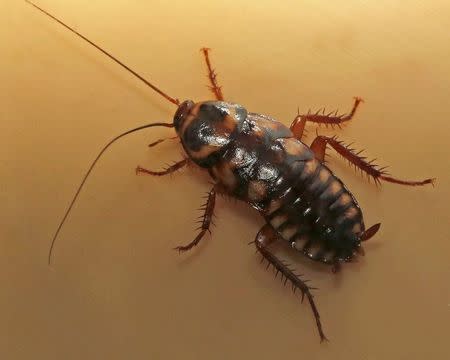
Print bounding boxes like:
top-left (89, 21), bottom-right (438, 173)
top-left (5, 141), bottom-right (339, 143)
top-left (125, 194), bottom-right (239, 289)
top-left (210, 113), bottom-right (365, 264)
top-left (263, 158), bottom-right (365, 263)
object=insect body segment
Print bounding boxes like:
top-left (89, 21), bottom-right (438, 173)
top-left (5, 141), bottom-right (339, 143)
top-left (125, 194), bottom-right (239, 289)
top-left (208, 108), bottom-right (366, 265)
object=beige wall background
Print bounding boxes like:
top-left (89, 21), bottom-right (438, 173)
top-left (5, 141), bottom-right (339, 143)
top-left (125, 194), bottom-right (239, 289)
top-left (1, 0), bottom-right (449, 359)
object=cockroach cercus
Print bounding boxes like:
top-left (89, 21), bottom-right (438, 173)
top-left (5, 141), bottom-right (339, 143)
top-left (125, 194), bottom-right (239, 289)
top-left (27, 0), bottom-right (434, 342)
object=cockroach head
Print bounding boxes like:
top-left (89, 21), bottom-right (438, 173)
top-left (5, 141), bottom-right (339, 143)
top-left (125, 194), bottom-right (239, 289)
top-left (174, 100), bottom-right (248, 168)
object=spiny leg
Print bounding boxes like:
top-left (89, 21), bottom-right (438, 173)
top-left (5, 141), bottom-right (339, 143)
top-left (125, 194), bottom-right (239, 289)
top-left (254, 224), bottom-right (327, 342)
top-left (174, 186), bottom-right (216, 252)
top-left (136, 158), bottom-right (187, 176)
top-left (148, 135), bottom-right (178, 148)
top-left (201, 47), bottom-right (224, 101)
top-left (310, 135), bottom-right (434, 186)
top-left (290, 97), bottom-right (363, 140)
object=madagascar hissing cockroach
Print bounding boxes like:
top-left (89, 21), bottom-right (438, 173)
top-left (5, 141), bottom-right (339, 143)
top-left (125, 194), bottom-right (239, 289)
top-left (27, 0), bottom-right (435, 342)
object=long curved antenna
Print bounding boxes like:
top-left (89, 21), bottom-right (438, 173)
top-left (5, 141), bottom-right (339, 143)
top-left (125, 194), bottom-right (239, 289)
top-left (48, 122), bottom-right (174, 265)
top-left (25, 0), bottom-right (180, 106)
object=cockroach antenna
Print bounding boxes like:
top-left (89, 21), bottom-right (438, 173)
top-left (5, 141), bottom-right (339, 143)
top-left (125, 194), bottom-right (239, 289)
top-left (25, 0), bottom-right (180, 105)
top-left (48, 122), bottom-right (174, 265)
top-left (25, 0), bottom-right (179, 264)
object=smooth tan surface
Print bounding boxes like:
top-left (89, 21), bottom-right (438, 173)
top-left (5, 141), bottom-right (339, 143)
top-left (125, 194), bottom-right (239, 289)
top-left (2, 1), bottom-right (449, 359)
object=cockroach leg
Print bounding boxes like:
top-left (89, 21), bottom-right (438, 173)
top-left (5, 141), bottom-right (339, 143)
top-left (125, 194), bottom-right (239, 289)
top-left (290, 97), bottom-right (363, 140)
top-left (136, 159), bottom-right (187, 176)
top-left (254, 224), bottom-right (327, 342)
top-left (174, 186), bottom-right (216, 252)
top-left (289, 113), bottom-right (307, 140)
top-left (148, 135), bottom-right (178, 148)
top-left (306, 96), bottom-right (363, 126)
top-left (309, 135), bottom-right (434, 186)
top-left (201, 47), bottom-right (224, 101)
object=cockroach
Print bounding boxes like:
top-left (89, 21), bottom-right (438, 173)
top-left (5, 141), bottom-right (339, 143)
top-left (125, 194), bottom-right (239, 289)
top-left (27, 0), bottom-right (434, 342)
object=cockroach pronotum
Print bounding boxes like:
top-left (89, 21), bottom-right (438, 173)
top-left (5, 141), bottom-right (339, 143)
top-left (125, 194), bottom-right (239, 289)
top-left (27, 0), bottom-right (434, 342)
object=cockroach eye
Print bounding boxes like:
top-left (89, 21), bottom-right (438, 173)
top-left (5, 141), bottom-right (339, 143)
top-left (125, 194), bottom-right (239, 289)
top-left (174, 100), bottom-right (194, 131)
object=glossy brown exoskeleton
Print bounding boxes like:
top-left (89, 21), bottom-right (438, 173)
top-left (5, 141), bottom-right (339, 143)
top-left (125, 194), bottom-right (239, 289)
top-left (28, 1), bottom-right (434, 342)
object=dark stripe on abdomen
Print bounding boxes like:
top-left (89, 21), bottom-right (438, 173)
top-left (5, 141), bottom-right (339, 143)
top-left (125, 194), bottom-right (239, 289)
top-left (263, 160), bottom-right (364, 264)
